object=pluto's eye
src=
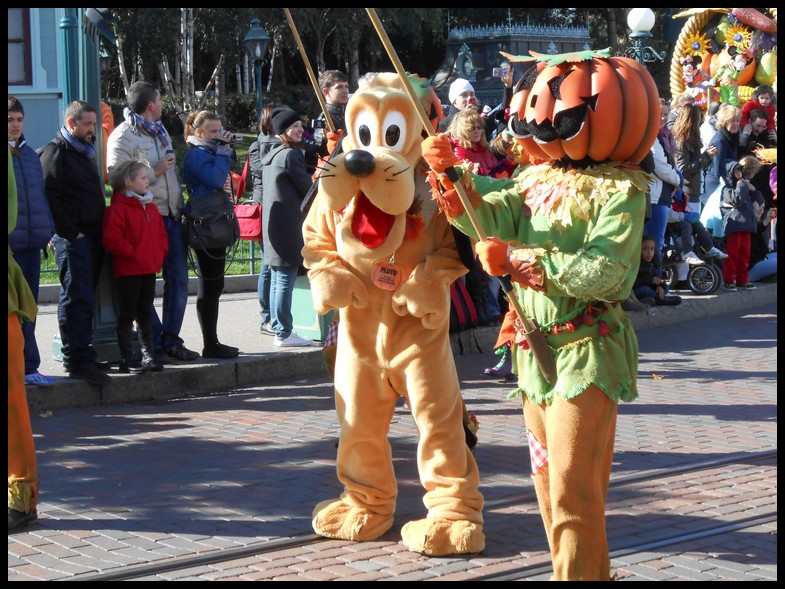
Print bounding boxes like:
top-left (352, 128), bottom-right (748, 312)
top-left (382, 110), bottom-right (407, 152)
top-left (351, 109), bottom-right (408, 153)
top-left (358, 125), bottom-right (371, 146)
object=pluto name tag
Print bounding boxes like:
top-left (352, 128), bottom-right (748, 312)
top-left (371, 261), bottom-right (403, 291)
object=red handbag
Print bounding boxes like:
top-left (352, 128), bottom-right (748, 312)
top-left (233, 154), bottom-right (250, 199)
top-left (235, 201), bottom-right (263, 241)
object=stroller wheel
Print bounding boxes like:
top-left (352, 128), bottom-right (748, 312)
top-left (688, 263), bottom-right (721, 295)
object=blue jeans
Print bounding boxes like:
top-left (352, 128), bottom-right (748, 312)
top-left (634, 283), bottom-right (670, 300)
top-left (257, 252), bottom-right (271, 326)
top-left (644, 203), bottom-right (670, 255)
top-left (748, 252), bottom-right (777, 283)
top-left (269, 265), bottom-right (298, 339)
top-left (485, 275), bottom-right (502, 319)
top-left (13, 248), bottom-right (43, 374)
top-left (151, 217), bottom-right (189, 352)
top-left (51, 234), bottom-right (104, 368)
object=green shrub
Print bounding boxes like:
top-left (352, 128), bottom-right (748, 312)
top-left (225, 94), bottom-right (257, 132)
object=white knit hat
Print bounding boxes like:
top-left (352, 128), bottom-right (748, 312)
top-left (449, 78), bottom-right (475, 105)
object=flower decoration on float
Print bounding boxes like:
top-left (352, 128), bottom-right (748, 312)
top-left (725, 22), bottom-right (751, 50)
top-left (683, 31), bottom-right (711, 58)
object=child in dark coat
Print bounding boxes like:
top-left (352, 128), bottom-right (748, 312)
top-left (633, 233), bottom-right (682, 306)
top-left (720, 160), bottom-right (765, 291)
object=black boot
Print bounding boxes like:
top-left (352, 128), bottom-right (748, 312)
top-left (117, 326), bottom-right (145, 374)
top-left (138, 322), bottom-right (163, 372)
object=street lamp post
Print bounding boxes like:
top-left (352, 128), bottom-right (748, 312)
top-left (99, 45), bottom-right (110, 100)
top-left (625, 8), bottom-right (667, 66)
top-left (243, 17), bottom-right (271, 122)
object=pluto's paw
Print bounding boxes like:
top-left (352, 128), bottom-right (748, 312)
top-left (312, 499), bottom-right (394, 542)
top-left (401, 518), bottom-right (485, 556)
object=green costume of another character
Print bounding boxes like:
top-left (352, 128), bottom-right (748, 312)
top-left (447, 162), bottom-right (648, 405)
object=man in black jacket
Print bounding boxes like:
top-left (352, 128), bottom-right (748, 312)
top-left (312, 70), bottom-right (349, 159)
top-left (38, 100), bottom-right (110, 386)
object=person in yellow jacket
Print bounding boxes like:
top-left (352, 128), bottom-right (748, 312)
top-left (8, 144), bottom-right (40, 532)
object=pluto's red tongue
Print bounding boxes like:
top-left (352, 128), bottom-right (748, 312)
top-left (351, 192), bottom-right (394, 248)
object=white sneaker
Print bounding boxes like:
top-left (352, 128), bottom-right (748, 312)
top-left (706, 246), bottom-right (729, 259)
top-left (274, 331), bottom-right (314, 348)
top-left (682, 251), bottom-right (705, 265)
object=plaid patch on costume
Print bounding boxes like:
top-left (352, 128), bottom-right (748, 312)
top-left (324, 320), bottom-right (339, 348)
top-left (527, 429), bottom-right (548, 476)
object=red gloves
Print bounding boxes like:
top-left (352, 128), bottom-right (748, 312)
top-left (422, 134), bottom-right (459, 174)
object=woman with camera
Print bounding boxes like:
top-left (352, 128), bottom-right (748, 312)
top-left (181, 110), bottom-right (240, 359)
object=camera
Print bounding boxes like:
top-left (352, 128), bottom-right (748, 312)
top-left (215, 132), bottom-right (243, 146)
top-left (493, 67), bottom-right (510, 78)
top-left (312, 119), bottom-right (326, 130)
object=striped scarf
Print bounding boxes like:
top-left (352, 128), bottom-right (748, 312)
top-left (60, 125), bottom-right (95, 159)
top-left (127, 110), bottom-right (170, 148)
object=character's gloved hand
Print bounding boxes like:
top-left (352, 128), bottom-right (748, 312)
top-left (475, 237), bottom-right (510, 276)
top-left (476, 238), bottom-right (545, 291)
top-left (326, 129), bottom-right (343, 156)
top-left (429, 175), bottom-right (483, 221)
top-left (422, 134), bottom-right (459, 174)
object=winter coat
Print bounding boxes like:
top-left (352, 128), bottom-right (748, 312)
top-left (8, 138), bottom-right (55, 252)
top-left (260, 143), bottom-right (312, 267)
top-left (720, 161), bottom-right (763, 235)
top-left (248, 132), bottom-right (281, 203)
top-left (107, 119), bottom-right (184, 218)
top-left (704, 127), bottom-right (739, 199)
top-left (739, 99), bottom-right (776, 131)
top-left (647, 136), bottom-right (681, 206)
top-left (673, 139), bottom-right (712, 205)
top-left (102, 191), bottom-right (168, 278)
top-left (633, 258), bottom-right (660, 290)
top-left (313, 103), bottom-right (347, 158)
top-left (38, 132), bottom-right (106, 240)
top-left (450, 137), bottom-right (503, 177)
top-left (181, 141), bottom-right (233, 199)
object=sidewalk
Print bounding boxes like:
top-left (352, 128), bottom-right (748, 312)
top-left (25, 276), bottom-right (777, 413)
top-left (9, 299), bottom-right (778, 581)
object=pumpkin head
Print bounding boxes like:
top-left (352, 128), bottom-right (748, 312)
top-left (506, 50), bottom-right (660, 165)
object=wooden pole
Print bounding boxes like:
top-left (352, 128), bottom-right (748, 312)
top-left (365, 8), bottom-right (557, 385)
top-left (283, 9), bottom-right (334, 132)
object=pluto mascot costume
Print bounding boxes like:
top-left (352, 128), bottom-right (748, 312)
top-left (302, 72), bottom-right (484, 556)
top-left (423, 49), bottom-right (659, 580)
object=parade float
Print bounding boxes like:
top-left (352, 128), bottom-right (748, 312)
top-left (670, 8), bottom-right (777, 108)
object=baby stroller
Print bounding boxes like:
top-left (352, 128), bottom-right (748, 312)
top-left (661, 223), bottom-right (722, 295)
